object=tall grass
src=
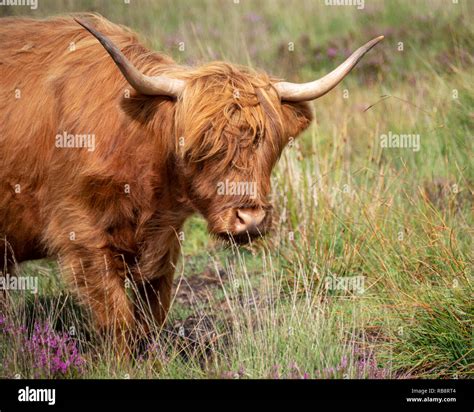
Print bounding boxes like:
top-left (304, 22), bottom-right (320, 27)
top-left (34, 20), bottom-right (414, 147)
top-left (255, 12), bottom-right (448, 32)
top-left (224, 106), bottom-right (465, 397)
top-left (0, 0), bottom-right (472, 378)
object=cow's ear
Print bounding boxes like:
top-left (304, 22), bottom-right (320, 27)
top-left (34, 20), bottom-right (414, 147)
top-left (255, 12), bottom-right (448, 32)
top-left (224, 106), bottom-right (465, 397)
top-left (281, 101), bottom-right (313, 139)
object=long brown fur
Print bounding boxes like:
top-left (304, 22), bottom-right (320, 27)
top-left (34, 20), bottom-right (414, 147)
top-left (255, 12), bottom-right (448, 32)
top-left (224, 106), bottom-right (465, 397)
top-left (0, 13), bottom-right (312, 351)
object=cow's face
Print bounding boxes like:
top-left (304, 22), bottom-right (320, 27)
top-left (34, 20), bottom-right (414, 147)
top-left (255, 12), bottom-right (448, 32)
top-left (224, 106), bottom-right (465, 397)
top-left (175, 64), bottom-right (312, 243)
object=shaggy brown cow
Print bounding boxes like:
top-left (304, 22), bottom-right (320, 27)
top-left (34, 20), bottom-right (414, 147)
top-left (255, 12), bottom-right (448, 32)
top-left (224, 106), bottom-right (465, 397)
top-left (0, 14), bottom-right (382, 350)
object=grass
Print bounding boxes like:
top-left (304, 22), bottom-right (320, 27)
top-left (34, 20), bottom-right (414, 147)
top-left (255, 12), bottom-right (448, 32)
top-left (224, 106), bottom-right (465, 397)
top-left (0, 0), bottom-right (472, 379)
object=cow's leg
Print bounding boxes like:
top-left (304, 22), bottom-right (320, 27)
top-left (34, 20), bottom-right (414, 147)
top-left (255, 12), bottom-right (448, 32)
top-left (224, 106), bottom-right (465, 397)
top-left (0, 237), bottom-right (16, 315)
top-left (134, 235), bottom-right (180, 337)
top-left (135, 272), bottom-right (174, 334)
top-left (0, 284), bottom-right (7, 316)
top-left (61, 250), bottom-right (135, 357)
top-left (0, 241), bottom-right (7, 313)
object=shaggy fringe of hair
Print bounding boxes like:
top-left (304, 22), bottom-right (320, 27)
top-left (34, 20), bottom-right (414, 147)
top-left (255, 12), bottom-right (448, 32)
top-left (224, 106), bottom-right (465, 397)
top-left (174, 63), bottom-right (285, 166)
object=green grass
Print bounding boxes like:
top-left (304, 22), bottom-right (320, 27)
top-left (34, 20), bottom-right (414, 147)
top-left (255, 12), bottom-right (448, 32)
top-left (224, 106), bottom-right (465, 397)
top-left (0, 0), bottom-right (472, 379)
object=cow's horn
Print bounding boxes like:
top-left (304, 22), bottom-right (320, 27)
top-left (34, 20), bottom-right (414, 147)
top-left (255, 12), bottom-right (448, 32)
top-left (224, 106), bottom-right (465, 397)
top-left (75, 18), bottom-right (185, 98)
top-left (274, 36), bottom-right (384, 102)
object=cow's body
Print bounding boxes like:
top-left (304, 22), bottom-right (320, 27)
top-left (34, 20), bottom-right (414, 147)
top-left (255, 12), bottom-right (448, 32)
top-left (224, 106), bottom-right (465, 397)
top-left (0, 14), bottom-right (381, 351)
top-left (0, 15), bottom-right (192, 335)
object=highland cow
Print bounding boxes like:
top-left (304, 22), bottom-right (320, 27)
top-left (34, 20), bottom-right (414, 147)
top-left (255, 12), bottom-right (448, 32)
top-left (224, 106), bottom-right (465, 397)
top-left (0, 14), bottom-right (382, 350)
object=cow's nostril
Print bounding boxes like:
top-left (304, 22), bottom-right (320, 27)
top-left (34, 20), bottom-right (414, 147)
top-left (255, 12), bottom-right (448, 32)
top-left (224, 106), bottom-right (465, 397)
top-left (236, 210), bottom-right (247, 226)
top-left (234, 208), bottom-right (266, 234)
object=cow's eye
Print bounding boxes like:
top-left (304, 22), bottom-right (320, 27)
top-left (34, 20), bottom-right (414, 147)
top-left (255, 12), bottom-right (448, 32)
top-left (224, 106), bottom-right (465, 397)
top-left (253, 129), bottom-right (263, 148)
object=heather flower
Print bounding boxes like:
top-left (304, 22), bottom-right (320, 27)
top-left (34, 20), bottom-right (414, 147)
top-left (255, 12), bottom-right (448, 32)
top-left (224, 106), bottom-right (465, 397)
top-left (1, 318), bottom-right (85, 378)
top-left (327, 47), bottom-right (338, 58)
top-left (244, 12), bottom-right (263, 23)
top-left (221, 371), bottom-right (237, 379)
top-left (217, 353), bottom-right (393, 380)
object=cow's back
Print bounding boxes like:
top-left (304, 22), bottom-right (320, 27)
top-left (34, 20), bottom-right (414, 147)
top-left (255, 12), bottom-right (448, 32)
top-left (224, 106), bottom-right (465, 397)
top-left (0, 14), bottom-right (173, 265)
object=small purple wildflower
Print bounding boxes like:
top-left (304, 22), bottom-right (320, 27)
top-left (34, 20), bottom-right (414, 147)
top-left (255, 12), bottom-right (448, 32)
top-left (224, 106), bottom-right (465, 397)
top-left (244, 12), bottom-right (263, 24)
top-left (1, 318), bottom-right (85, 378)
top-left (327, 47), bottom-right (339, 58)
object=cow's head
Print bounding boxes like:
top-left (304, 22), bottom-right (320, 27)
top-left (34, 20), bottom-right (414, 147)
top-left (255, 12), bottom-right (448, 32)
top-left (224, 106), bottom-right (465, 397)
top-left (171, 63), bottom-right (317, 243)
top-left (77, 19), bottom-right (383, 243)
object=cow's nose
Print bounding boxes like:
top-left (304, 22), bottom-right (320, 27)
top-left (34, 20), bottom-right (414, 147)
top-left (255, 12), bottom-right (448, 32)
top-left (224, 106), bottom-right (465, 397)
top-left (234, 208), bottom-right (266, 235)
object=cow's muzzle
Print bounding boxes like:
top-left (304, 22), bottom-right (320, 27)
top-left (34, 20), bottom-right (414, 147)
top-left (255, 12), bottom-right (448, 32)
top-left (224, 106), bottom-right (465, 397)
top-left (216, 207), bottom-right (271, 244)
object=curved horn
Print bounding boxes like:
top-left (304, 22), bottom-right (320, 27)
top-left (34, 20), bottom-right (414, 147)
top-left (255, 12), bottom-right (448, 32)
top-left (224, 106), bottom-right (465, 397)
top-left (75, 18), bottom-right (185, 98)
top-left (274, 36), bottom-right (384, 102)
